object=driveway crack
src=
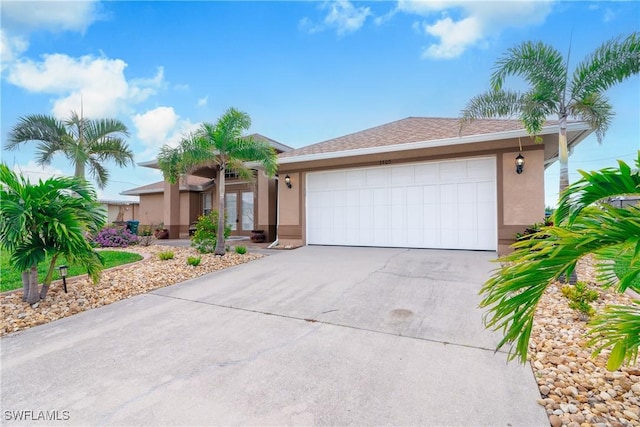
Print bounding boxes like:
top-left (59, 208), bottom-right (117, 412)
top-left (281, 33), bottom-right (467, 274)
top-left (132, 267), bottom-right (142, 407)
top-left (151, 293), bottom-right (507, 355)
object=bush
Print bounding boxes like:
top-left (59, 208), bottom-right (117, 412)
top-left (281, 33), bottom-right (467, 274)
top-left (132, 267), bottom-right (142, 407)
top-left (157, 250), bottom-right (174, 260)
top-left (94, 227), bottom-right (139, 248)
top-left (562, 281), bottom-right (599, 318)
top-left (235, 245), bottom-right (247, 255)
top-left (187, 256), bottom-right (201, 267)
top-left (191, 210), bottom-right (232, 253)
top-left (515, 217), bottom-right (554, 240)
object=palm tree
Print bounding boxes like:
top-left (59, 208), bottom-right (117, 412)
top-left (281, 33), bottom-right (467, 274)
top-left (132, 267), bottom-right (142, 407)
top-left (0, 164), bottom-right (105, 304)
top-left (6, 110), bottom-right (134, 189)
top-left (461, 32), bottom-right (639, 194)
top-left (157, 107), bottom-right (278, 255)
top-left (481, 151), bottom-right (640, 370)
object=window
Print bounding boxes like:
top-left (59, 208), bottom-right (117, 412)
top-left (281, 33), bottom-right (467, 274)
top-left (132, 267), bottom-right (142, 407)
top-left (202, 192), bottom-right (211, 215)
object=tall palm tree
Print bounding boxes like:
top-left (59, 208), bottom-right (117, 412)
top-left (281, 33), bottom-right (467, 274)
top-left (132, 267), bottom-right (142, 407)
top-left (6, 110), bottom-right (134, 189)
top-left (0, 164), bottom-right (105, 304)
top-left (461, 32), bottom-right (639, 194)
top-left (158, 107), bottom-right (278, 255)
top-left (481, 151), bottom-right (640, 370)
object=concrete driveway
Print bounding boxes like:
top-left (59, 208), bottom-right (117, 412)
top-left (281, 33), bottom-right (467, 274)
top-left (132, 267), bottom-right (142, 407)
top-left (1, 246), bottom-right (548, 426)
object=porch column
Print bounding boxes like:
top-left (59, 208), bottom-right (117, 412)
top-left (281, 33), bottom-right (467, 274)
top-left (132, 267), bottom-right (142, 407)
top-left (164, 180), bottom-right (180, 239)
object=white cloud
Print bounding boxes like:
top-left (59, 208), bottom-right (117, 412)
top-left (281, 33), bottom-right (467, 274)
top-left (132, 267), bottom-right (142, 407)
top-left (300, 0), bottom-right (372, 36)
top-left (0, 29), bottom-right (28, 71)
top-left (197, 96), bottom-right (208, 107)
top-left (421, 15), bottom-right (482, 59)
top-left (1, 0), bottom-right (101, 33)
top-left (12, 161), bottom-right (67, 184)
top-left (390, 0), bottom-right (554, 59)
top-left (6, 54), bottom-right (164, 118)
top-left (603, 8), bottom-right (616, 23)
top-left (132, 106), bottom-right (199, 160)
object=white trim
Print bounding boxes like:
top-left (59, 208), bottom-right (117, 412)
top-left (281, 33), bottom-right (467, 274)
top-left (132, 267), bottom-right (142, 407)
top-left (280, 122), bottom-right (591, 165)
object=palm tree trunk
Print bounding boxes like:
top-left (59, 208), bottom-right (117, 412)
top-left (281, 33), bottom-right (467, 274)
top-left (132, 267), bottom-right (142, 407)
top-left (75, 162), bottom-right (85, 180)
top-left (558, 116), bottom-right (577, 285)
top-left (21, 271), bottom-right (29, 302)
top-left (214, 166), bottom-right (227, 256)
top-left (26, 265), bottom-right (40, 305)
top-left (39, 254), bottom-right (58, 300)
top-left (558, 116), bottom-right (570, 194)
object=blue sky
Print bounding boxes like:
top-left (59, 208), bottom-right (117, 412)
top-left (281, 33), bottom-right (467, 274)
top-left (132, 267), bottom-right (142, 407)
top-left (1, 0), bottom-right (638, 207)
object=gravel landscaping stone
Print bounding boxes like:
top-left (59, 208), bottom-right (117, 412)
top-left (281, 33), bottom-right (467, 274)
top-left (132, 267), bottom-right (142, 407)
top-left (530, 255), bottom-right (640, 427)
top-left (0, 245), bottom-right (262, 337)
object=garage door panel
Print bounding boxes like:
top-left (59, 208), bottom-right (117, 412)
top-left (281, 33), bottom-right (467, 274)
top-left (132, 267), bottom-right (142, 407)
top-left (306, 157), bottom-right (496, 250)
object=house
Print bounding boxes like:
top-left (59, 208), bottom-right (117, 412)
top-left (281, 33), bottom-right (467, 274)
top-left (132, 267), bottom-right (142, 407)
top-left (99, 200), bottom-right (140, 224)
top-left (272, 117), bottom-right (592, 254)
top-left (123, 118), bottom-right (592, 254)
top-left (122, 134), bottom-right (293, 240)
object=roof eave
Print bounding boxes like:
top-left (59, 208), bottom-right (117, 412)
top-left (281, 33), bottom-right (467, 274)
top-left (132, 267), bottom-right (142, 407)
top-left (278, 122), bottom-right (592, 165)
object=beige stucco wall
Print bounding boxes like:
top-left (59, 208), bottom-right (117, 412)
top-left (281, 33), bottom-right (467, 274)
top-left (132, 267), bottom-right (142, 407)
top-left (501, 149), bottom-right (545, 225)
top-left (279, 173), bottom-right (300, 225)
top-left (139, 194), bottom-right (164, 227)
top-left (277, 140), bottom-right (549, 253)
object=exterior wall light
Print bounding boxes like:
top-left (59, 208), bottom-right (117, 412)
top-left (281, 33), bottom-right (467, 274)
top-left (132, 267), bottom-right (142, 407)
top-left (58, 265), bottom-right (69, 293)
top-left (515, 153), bottom-right (525, 174)
top-left (285, 175), bottom-right (292, 189)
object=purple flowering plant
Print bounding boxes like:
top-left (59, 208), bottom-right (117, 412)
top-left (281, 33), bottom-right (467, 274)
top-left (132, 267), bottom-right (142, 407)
top-left (94, 227), bottom-right (139, 248)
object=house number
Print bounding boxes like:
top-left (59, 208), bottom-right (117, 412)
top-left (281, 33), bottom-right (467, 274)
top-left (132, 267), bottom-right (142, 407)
top-left (379, 160), bottom-right (391, 165)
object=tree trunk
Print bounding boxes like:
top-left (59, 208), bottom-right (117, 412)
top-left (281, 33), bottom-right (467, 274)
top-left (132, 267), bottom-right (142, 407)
top-left (558, 116), bottom-right (577, 285)
top-left (21, 271), bottom-right (29, 302)
top-left (75, 162), bottom-right (85, 180)
top-left (39, 254), bottom-right (58, 300)
top-left (214, 166), bottom-right (227, 256)
top-left (558, 117), bottom-right (569, 194)
top-left (26, 265), bottom-right (40, 305)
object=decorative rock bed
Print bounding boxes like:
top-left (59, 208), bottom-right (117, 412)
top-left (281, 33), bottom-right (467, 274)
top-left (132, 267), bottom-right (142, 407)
top-left (0, 245), bottom-right (262, 337)
top-left (530, 256), bottom-right (640, 427)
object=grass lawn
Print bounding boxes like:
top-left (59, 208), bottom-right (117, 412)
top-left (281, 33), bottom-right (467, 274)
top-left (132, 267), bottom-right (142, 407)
top-left (0, 250), bottom-right (143, 292)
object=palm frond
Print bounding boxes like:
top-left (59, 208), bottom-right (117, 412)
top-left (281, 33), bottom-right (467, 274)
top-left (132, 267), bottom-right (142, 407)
top-left (570, 32), bottom-right (640, 106)
top-left (459, 90), bottom-right (525, 124)
top-left (588, 301), bottom-right (640, 371)
top-left (157, 145), bottom-right (184, 184)
top-left (86, 157), bottom-right (109, 189)
top-left (92, 138), bottom-right (135, 167)
top-left (569, 93), bottom-right (613, 143)
top-left (491, 41), bottom-right (567, 100)
top-left (6, 114), bottom-right (67, 153)
top-left (555, 153), bottom-right (640, 224)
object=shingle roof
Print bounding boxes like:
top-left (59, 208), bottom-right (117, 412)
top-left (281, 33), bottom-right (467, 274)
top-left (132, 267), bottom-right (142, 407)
top-left (121, 175), bottom-right (214, 196)
top-left (279, 117), bottom-right (549, 158)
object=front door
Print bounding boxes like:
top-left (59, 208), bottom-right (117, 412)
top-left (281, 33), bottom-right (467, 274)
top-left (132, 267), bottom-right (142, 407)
top-left (225, 191), bottom-right (254, 235)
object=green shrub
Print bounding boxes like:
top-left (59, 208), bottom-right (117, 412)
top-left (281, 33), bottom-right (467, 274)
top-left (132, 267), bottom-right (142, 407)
top-left (191, 210), bottom-right (232, 253)
top-left (158, 250), bottom-right (174, 261)
top-left (561, 281), bottom-right (599, 318)
top-left (515, 217), bottom-right (554, 240)
top-left (235, 245), bottom-right (247, 255)
top-left (187, 256), bottom-right (201, 267)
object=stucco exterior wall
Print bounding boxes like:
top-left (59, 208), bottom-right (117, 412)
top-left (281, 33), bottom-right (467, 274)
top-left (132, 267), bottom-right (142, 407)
top-left (501, 149), bottom-right (545, 225)
top-left (277, 172), bottom-right (302, 245)
top-left (139, 194), bottom-right (164, 227)
top-left (277, 139), bottom-right (549, 253)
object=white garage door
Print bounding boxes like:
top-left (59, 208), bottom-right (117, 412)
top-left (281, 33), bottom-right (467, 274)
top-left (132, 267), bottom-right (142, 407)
top-left (306, 157), bottom-right (496, 250)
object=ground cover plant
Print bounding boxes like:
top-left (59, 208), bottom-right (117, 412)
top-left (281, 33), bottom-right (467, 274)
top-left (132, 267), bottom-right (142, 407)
top-left (94, 226), bottom-right (139, 247)
top-left (0, 250), bottom-right (143, 292)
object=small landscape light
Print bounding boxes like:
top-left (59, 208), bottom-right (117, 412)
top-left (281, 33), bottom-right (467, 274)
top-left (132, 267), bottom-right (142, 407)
top-left (285, 175), bottom-right (292, 189)
top-left (58, 265), bottom-right (69, 293)
top-left (515, 153), bottom-right (525, 174)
